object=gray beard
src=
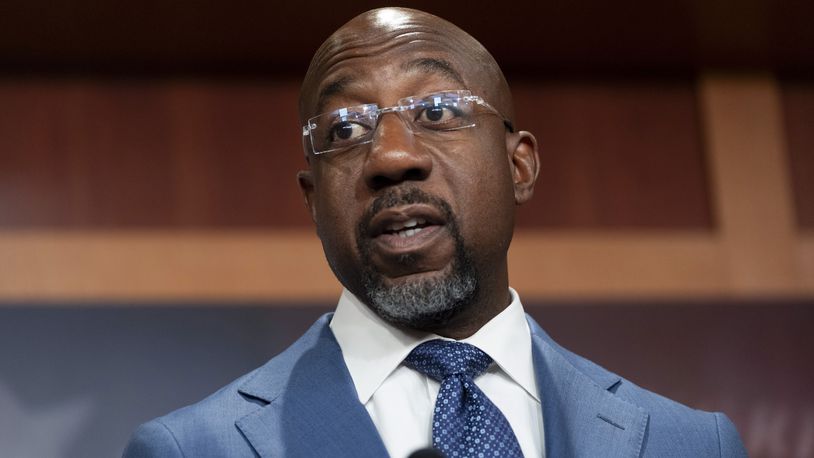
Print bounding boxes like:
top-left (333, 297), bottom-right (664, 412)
top-left (356, 188), bottom-right (479, 330)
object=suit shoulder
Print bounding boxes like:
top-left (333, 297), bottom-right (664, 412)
top-left (542, 334), bottom-right (723, 427)
top-left (603, 370), bottom-right (747, 456)
top-left (123, 314), bottom-right (334, 456)
top-left (527, 316), bottom-right (747, 456)
top-left (123, 419), bottom-right (183, 458)
top-left (123, 368), bottom-right (263, 457)
top-left (159, 368), bottom-right (263, 431)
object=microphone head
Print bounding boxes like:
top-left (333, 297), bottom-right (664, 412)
top-left (407, 447), bottom-right (446, 458)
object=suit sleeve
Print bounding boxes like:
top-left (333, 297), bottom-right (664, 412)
top-left (122, 419), bottom-right (185, 458)
top-left (714, 412), bottom-right (748, 458)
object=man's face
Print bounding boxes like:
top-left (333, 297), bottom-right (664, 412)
top-left (298, 10), bottom-right (536, 330)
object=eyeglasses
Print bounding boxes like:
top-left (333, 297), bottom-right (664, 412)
top-left (302, 90), bottom-right (514, 155)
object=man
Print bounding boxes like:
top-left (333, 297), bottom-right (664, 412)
top-left (124, 7), bottom-right (747, 457)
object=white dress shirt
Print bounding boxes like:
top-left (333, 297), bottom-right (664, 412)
top-left (330, 288), bottom-right (545, 458)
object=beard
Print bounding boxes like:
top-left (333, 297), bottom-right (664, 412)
top-left (356, 187), bottom-right (479, 330)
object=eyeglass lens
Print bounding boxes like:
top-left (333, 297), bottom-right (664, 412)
top-left (307, 91), bottom-right (481, 155)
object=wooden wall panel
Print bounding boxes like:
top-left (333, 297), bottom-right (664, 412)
top-left (161, 83), bottom-right (308, 227)
top-left (700, 75), bottom-right (800, 292)
top-left (0, 82), bottom-right (84, 225)
top-left (0, 80), bottom-right (311, 228)
top-left (780, 81), bottom-right (814, 229)
top-left (0, 78), bottom-right (714, 230)
top-left (512, 80), bottom-right (713, 228)
top-left (0, 74), bottom-right (811, 300)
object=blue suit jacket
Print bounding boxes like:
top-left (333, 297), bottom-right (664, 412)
top-left (124, 314), bottom-right (747, 457)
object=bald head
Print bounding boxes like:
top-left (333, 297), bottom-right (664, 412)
top-left (299, 8), bottom-right (514, 125)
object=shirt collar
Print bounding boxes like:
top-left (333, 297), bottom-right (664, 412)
top-left (330, 287), bottom-right (539, 404)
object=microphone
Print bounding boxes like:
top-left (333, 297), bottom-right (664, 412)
top-left (407, 447), bottom-right (445, 458)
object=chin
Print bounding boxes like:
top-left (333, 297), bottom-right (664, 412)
top-left (361, 244), bottom-right (479, 330)
top-left (354, 185), bottom-right (480, 330)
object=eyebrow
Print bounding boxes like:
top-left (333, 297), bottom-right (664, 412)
top-left (401, 58), bottom-right (465, 86)
top-left (315, 76), bottom-right (353, 115)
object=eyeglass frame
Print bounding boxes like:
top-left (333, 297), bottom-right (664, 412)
top-left (301, 89), bottom-right (514, 156)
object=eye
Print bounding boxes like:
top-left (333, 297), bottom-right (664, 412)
top-left (329, 120), bottom-right (370, 142)
top-left (417, 104), bottom-right (460, 124)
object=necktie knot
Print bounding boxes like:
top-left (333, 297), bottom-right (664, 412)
top-left (404, 340), bottom-right (493, 382)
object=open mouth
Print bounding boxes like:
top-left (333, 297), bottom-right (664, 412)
top-left (358, 191), bottom-right (458, 277)
top-left (364, 203), bottom-right (451, 257)
top-left (382, 217), bottom-right (431, 238)
top-left (369, 204), bottom-right (446, 239)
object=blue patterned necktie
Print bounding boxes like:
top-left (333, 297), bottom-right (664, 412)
top-left (403, 340), bottom-right (524, 458)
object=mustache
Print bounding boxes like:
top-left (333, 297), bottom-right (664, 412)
top-left (358, 187), bottom-right (455, 237)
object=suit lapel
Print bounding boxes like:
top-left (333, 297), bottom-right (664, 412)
top-left (235, 315), bottom-right (388, 458)
top-left (527, 316), bottom-right (649, 458)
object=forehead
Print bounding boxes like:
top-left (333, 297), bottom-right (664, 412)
top-left (302, 26), bottom-right (489, 118)
top-left (314, 55), bottom-right (470, 113)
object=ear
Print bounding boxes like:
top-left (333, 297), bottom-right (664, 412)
top-left (297, 169), bottom-right (318, 223)
top-left (506, 130), bottom-right (540, 205)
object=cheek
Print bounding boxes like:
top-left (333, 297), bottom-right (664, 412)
top-left (446, 135), bottom-right (516, 253)
top-left (312, 170), bottom-right (363, 257)
top-left (312, 187), bottom-right (366, 291)
top-left (464, 132), bottom-right (514, 202)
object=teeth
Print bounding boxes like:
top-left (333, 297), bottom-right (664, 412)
top-left (398, 227), bottom-right (424, 238)
top-left (386, 217), bottom-right (426, 232)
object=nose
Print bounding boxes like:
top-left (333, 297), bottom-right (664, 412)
top-left (362, 113), bottom-right (433, 190)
